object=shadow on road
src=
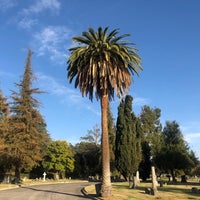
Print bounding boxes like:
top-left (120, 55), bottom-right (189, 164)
top-left (21, 186), bottom-right (93, 199)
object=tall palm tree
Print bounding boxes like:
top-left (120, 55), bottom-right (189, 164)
top-left (67, 27), bottom-right (142, 197)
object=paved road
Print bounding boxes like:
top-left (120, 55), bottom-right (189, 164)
top-left (0, 182), bottom-right (94, 200)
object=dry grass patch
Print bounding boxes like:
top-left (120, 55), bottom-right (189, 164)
top-left (0, 184), bottom-right (18, 190)
top-left (85, 182), bottom-right (200, 200)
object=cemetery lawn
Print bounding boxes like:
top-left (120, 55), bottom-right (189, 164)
top-left (85, 181), bottom-right (200, 200)
top-left (0, 184), bottom-right (18, 190)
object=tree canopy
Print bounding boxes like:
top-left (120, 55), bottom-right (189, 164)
top-left (115, 95), bottom-right (142, 180)
top-left (1, 50), bottom-right (50, 180)
top-left (42, 140), bottom-right (74, 178)
top-left (154, 121), bottom-right (194, 181)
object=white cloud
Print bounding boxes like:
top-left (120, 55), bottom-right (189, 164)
top-left (0, 70), bottom-right (16, 78)
top-left (32, 26), bottom-right (71, 64)
top-left (36, 72), bottom-right (100, 116)
top-left (184, 132), bottom-right (200, 158)
top-left (86, 105), bottom-right (101, 116)
top-left (0, 0), bottom-right (17, 12)
top-left (17, 0), bottom-right (60, 29)
top-left (36, 72), bottom-right (71, 96)
top-left (185, 133), bottom-right (200, 143)
top-left (134, 97), bottom-right (149, 106)
top-left (22, 0), bottom-right (60, 15)
top-left (18, 17), bottom-right (38, 29)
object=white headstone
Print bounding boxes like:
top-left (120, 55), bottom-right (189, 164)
top-left (136, 171), bottom-right (140, 183)
top-left (151, 166), bottom-right (158, 195)
top-left (43, 172), bottom-right (47, 181)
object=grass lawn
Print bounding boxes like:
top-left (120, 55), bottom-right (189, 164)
top-left (85, 181), bottom-right (200, 200)
top-left (0, 184), bottom-right (18, 190)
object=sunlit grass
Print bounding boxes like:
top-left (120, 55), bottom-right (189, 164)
top-left (85, 181), bottom-right (200, 200)
top-left (0, 184), bottom-right (19, 190)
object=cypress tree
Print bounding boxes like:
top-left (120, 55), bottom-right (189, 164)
top-left (115, 95), bottom-right (142, 180)
top-left (8, 50), bottom-right (50, 180)
top-left (115, 99), bottom-right (126, 178)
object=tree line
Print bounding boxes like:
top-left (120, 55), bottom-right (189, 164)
top-left (0, 49), bottom-right (199, 184)
top-left (0, 50), bottom-right (200, 184)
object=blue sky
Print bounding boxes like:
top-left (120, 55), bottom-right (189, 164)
top-left (0, 0), bottom-right (200, 158)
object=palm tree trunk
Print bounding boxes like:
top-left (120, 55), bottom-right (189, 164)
top-left (100, 94), bottom-right (112, 197)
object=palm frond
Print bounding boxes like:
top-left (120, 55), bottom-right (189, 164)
top-left (67, 26), bottom-right (142, 101)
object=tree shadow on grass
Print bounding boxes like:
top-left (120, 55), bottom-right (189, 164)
top-left (113, 182), bottom-right (200, 198)
top-left (136, 185), bottom-right (200, 198)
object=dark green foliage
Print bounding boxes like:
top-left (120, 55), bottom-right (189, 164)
top-left (73, 142), bottom-right (101, 178)
top-left (29, 163), bottom-right (45, 179)
top-left (115, 95), bottom-right (142, 180)
top-left (162, 121), bottom-right (184, 146)
top-left (139, 105), bottom-right (163, 180)
top-left (189, 150), bottom-right (199, 166)
top-left (140, 105), bottom-right (163, 155)
top-left (139, 141), bottom-right (151, 181)
top-left (154, 121), bottom-right (194, 181)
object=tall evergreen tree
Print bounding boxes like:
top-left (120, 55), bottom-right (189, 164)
top-left (139, 105), bottom-right (162, 180)
top-left (115, 99), bottom-right (126, 177)
top-left (0, 90), bottom-right (9, 146)
top-left (115, 95), bottom-right (142, 181)
top-left (8, 50), bottom-right (50, 180)
top-left (0, 90), bottom-right (11, 173)
top-left (154, 121), bottom-right (194, 182)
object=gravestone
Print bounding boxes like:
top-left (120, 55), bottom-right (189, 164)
top-left (43, 172), bottom-right (47, 181)
top-left (151, 166), bottom-right (157, 195)
top-left (3, 174), bottom-right (11, 184)
top-left (136, 171), bottom-right (140, 183)
top-left (181, 175), bottom-right (187, 183)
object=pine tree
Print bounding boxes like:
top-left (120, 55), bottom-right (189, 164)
top-left (8, 50), bottom-right (50, 180)
top-left (0, 90), bottom-right (11, 173)
top-left (154, 121), bottom-right (194, 182)
top-left (115, 95), bottom-right (142, 180)
top-left (0, 90), bottom-right (10, 146)
top-left (139, 105), bottom-right (162, 180)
